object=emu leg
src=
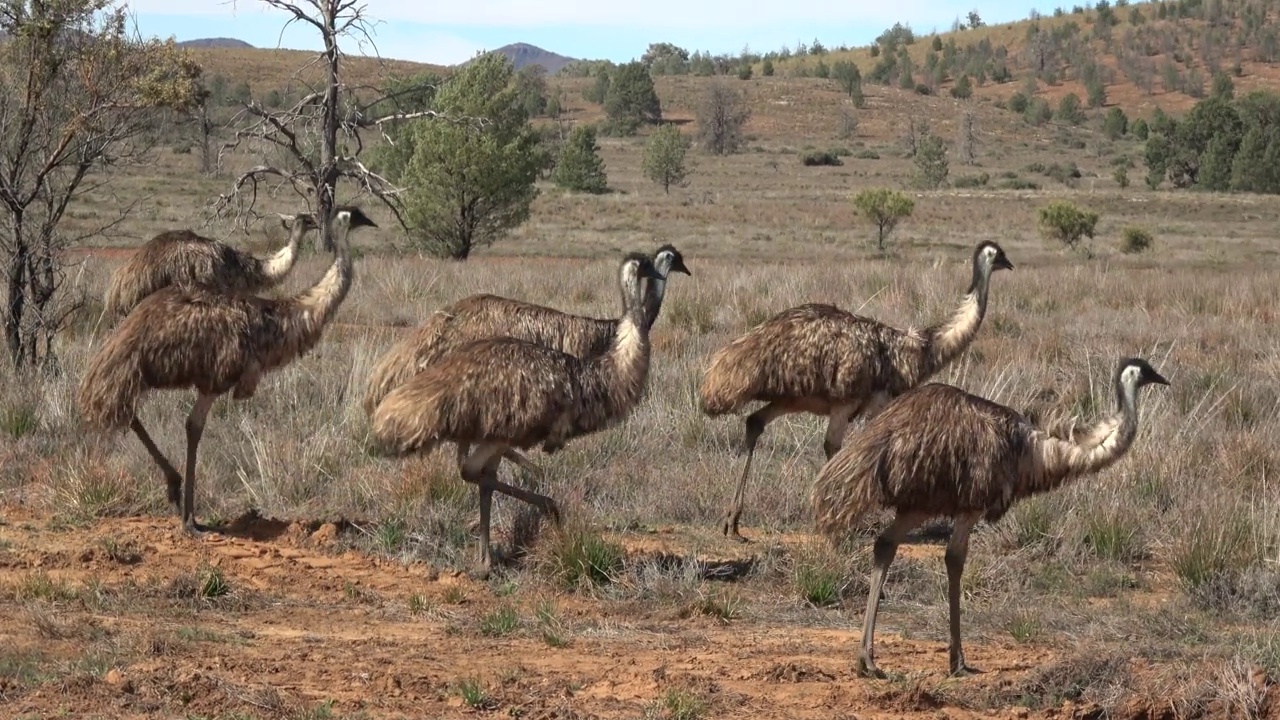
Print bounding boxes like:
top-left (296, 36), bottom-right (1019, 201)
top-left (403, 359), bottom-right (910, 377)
top-left (129, 417), bottom-right (183, 510)
top-left (858, 511), bottom-right (927, 679)
top-left (945, 513), bottom-right (982, 677)
top-left (180, 393), bottom-right (217, 537)
top-left (459, 443), bottom-right (505, 580)
top-left (822, 405), bottom-right (856, 460)
top-left (502, 448), bottom-right (544, 482)
top-left (723, 402), bottom-right (792, 542)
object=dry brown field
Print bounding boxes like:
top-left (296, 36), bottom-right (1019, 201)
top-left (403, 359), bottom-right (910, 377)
top-left (5, 29), bottom-right (1280, 719)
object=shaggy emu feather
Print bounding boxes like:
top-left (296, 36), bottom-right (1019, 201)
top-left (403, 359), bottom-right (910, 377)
top-left (103, 212), bottom-right (319, 319)
top-left (78, 207), bottom-right (378, 535)
top-left (699, 241), bottom-right (1013, 542)
top-left (811, 358), bottom-right (1169, 678)
top-left (369, 253), bottom-right (662, 579)
top-left (361, 244), bottom-right (690, 418)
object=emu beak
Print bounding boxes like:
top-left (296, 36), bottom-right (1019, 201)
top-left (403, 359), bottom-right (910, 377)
top-left (995, 255), bottom-right (1014, 271)
top-left (1148, 369), bottom-right (1170, 386)
top-left (673, 257), bottom-right (692, 275)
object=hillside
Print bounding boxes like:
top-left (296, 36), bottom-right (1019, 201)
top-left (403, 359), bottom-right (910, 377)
top-left (482, 42), bottom-right (579, 74)
top-left (764, 0), bottom-right (1280, 117)
top-left (177, 37), bottom-right (254, 49)
top-left (186, 46), bottom-right (446, 96)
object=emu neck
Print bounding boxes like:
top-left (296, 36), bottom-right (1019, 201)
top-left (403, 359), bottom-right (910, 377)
top-left (1030, 380), bottom-right (1140, 495)
top-left (261, 224), bottom-right (303, 282)
top-left (640, 276), bottom-right (667, 332)
top-left (290, 223), bottom-right (353, 335)
top-left (924, 265), bottom-right (991, 375)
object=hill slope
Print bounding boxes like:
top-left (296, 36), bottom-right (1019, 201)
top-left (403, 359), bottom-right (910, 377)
top-left (187, 46), bottom-right (447, 94)
top-left (482, 42), bottom-right (578, 74)
top-left (178, 37), bottom-right (254, 49)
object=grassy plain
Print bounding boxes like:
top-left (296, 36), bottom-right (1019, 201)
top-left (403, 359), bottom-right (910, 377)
top-left (4, 24), bottom-right (1280, 719)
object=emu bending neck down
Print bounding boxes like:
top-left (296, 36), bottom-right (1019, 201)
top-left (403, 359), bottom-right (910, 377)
top-left (258, 212), bottom-right (318, 283)
top-left (920, 241), bottom-right (1013, 376)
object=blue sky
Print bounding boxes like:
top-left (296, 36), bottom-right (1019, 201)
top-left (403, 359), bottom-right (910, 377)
top-left (127, 0), bottom-right (1068, 67)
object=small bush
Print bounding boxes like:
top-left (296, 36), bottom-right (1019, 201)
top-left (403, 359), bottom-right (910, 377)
top-left (800, 150), bottom-right (842, 166)
top-left (791, 543), bottom-right (847, 607)
top-left (1038, 200), bottom-right (1100, 252)
top-left (1120, 226), bottom-right (1154, 254)
top-left (997, 177), bottom-right (1040, 190)
top-left (852, 187), bottom-right (915, 250)
top-left (854, 149), bottom-right (880, 159)
top-left (952, 172), bottom-right (990, 188)
top-left (539, 524), bottom-right (625, 590)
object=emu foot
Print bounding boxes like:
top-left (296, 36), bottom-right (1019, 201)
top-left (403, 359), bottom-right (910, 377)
top-left (540, 499), bottom-right (562, 527)
top-left (949, 651), bottom-right (982, 677)
top-left (856, 656), bottom-right (888, 680)
top-left (720, 513), bottom-right (751, 543)
top-left (179, 519), bottom-right (215, 539)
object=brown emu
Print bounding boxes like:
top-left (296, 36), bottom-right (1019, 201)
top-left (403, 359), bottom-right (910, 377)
top-left (811, 358), bottom-right (1169, 678)
top-left (103, 212), bottom-right (320, 319)
top-left (78, 206), bottom-right (378, 535)
top-left (361, 244), bottom-right (690, 418)
top-left (369, 253), bottom-right (662, 579)
top-left (699, 241), bottom-right (1013, 542)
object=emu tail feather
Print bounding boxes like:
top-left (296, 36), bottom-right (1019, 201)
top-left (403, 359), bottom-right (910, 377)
top-left (361, 312), bottom-right (452, 417)
top-left (697, 346), bottom-right (762, 417)
top-left (810, 445), bottom-right (888, 544)
top-left (77, 336), bottom-right (146, 433)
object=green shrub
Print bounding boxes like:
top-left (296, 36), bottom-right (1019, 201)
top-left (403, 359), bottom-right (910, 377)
top-left (1038, 200), bottom-right (1100, 252)
top-left (800, 150), bottom-right (842, 166)
top-left (1120, 226), bottom-right (1153, 254)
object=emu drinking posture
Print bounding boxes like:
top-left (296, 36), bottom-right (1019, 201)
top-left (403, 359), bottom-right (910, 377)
top-left (811, 358), bottom-right (1169, 677)
top-left (78, 207), bottom-right (378, 535)
top-left (369, 253), bottom-right (662, 579)
top-left (103, 212), bottom-right (319, 319)
top-left (699, 241), bottom-right (1013, 542)
top-left (361, 244), bottom-right (690, 417)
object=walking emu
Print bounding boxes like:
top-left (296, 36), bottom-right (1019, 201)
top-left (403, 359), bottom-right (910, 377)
top-left (369, 253), bottom-right (662, 579)
top-left (103, 212), bottom-right (319, 319)
top-left (811, 357), bottom-right (1169, 678)
top-left (78, 206), bottom-right (378, 535)
top-left (699, 241), bottom-right (1013, 542)
top-left (361, 244), bottom-right (690, 417)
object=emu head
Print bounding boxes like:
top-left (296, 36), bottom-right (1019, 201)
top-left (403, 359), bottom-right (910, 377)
top-left (653, 243), bottom-right (692, 278)
top-left (333, 205), bottom-right (379, 230)
top-left (974, 240), bottom-right (1014, 273)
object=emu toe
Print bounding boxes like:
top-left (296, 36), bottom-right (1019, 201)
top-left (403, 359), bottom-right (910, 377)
top-left (721, 513), bottom-right (751, 543)
top-left (856, 656), bottom-right (887, 680)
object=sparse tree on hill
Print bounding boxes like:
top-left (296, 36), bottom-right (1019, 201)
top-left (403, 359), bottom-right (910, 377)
top-left (603, 61), bottom-right (661, 135)
top-left (387, 53), bottom-right (548, 259)
top-left (0, 0), bottom-right (201, 370)
top-left (1103, 107), bottom-right (1128, 139)
top-left (642, 124), bottom-right (691, 193)
top-left (697, 80), bottom-right (751, 155)
top-left (853, 188), bottom-right (915, 251)
top-left (832, 60), bottom-right (865, 107)
top-left (554, 125), bottom-right (608, 193)
top-left (967, 10), bottom-right (984, 28)
top-left (514, 64), bottom-right (549, 117)
top-left (214, 0), bottom-right (453, 254)
top-left (914, 132), bottom-right (950, 189)
top-left (957, 110), bottom-right (977, 165)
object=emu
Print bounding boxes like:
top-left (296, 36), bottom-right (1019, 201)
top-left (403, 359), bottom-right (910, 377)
top-left (811, 357), bottom-right (1169, 678)
top-left (103, 212), bottom-right (319, 319)
top-left (361, 244), bottom-right (690, 417)
top-left (369, 253), bottom-right (661, 579)
top-left (699, 241), bottom-right (1013, 542)
top-left (78, 206), bottom-right (378, 536)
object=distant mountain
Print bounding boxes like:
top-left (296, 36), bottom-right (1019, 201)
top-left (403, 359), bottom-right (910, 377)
top-left (178, 37), bottom-right (254, 49)
top-left (478, 43), bottom-right (578, 75)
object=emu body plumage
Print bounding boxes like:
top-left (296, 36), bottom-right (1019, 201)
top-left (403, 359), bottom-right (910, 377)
top-left (369, 253), bottom-right (662, 578)
top-left (103, 213), bottom-right (319, 319)
top-left (78, 207), bottom-right (378, 535)
top-left (360, 245), bottom-right (689, 417)
top-left (700, 241), bottom-right (1013, 541)
top-left (811, 358), bottom-right (1169, 677)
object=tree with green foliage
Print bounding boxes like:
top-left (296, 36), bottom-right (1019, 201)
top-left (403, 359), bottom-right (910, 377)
top-left (388, 53), bottom-right (547, 260)
top-left (1056, 93), bottom-right (1085, 125)
top-left (1038, 200), bottom-right (1099, 253)
top-left (913, 133), bottom-right (950, 189)
top-left (697, 80), bottom-right (751, 155)
top-left (853, 188), bottom-right (915, 250)
top-left (642, 125), bottom-right (691, 193)
top-left (1132, 118), bottom-right (1149, 139)
top-left (514, 65), bottom-right (549, 117)
top-left (831, 60), bottom-right (865, 107)
top-left (1230, 126), bottom-right (1280, 193)
top-left (1144, 133), bottom-right (1172, 189)
top-left (951, 74), bottom-right (973, 99)
top-left (603, 61), bottom-right (661, 135)
top-left (1210, 72), bottom-right (1234, 101)
top-left (1103, 107), bottom-right (1128, 139)
top-left (762, 58), bottom-right (775, 76)
top-left (554, 125), bottom-right (608, 193)
top-left (1197, 132), bottom-right (1239, 191)
top-left (1085, 77), bottom-right (1107, 108)
top-left (0, 0), bottom-right (202, 369)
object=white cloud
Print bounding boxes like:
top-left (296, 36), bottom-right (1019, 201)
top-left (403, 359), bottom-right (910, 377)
top-left (127, 0), bottom-right (952, 30)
